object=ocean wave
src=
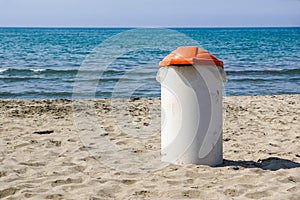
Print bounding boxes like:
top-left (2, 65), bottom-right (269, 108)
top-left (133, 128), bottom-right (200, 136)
top-left (226, 68), bottom-right (300, 76)
top-left (71, 76), bottom-right (156, 83)
top-left (0, 77), bottom-right (41, 82)
top-left (0, 68), bottom-right (77, 74)
top-left (229, 77), bottom-right (289, 82)
top-left (0, 91), bottom-right (74, 99)
top-left (0, 68), bottom-right (92, 75)
top-left (0, 68), bottom-right (153, 77)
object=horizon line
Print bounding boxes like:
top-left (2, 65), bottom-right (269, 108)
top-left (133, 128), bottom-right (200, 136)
top-left (0, 25), bottom-right (299, 29)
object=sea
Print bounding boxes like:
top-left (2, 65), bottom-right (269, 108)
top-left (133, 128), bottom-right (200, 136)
top-left (0, 27), bottom-right (299, 99)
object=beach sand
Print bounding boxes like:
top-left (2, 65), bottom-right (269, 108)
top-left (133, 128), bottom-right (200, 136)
top-left (0, 95), bottom-right (299, 199)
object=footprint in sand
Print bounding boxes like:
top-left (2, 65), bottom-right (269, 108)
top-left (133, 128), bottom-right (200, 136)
top-left (0, 187), bottom-right (19, 199)
top-left (45, 193), bottom-right (64, 199)
top-left (120, 179), bottom-right (137, 185)
top-left (245, 191), bottom-right (271, 199)
top-left (182, 190), bottom-right (203, 198)
top-left (51, 177), bottom-right (83, 187)
top-left (0, 171), bottom-right (7, 178)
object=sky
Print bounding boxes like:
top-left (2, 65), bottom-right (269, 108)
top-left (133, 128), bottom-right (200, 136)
top-left (0, 0), bottom-right (299, 27)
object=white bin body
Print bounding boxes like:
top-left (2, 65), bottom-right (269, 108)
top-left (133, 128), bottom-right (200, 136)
top-left (158, 65), bottom-right (224, 166)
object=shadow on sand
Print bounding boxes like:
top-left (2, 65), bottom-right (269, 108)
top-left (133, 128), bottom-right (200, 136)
top-left (218, 157), bottom-right (300, 171)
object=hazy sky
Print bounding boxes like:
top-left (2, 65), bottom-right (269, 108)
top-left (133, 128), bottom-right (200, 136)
top-left (0, 0), bottom-right (299, 27)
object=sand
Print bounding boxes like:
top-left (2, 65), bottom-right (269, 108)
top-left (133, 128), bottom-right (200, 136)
top-left (0, 95), bottom-right (299, 200)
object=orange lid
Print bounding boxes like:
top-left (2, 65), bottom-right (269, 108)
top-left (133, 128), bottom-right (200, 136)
top-left (159, 46), bottom-right (223, 67)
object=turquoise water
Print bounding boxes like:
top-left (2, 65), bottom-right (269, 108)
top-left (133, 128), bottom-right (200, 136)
top-left (0, 27), bottom-right (299, 99)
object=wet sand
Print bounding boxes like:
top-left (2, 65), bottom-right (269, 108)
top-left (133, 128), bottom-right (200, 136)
top-left (0, 95), bottom-right (299, 199)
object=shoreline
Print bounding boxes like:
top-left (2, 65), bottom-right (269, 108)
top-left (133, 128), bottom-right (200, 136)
top-left (0, 94), bottom-right (299, 199)
top-left (0, 93), bottom-right (299, 100)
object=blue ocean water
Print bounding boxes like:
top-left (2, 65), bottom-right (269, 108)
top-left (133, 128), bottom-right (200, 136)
top-left (0, 27), bottom-right (299, 99)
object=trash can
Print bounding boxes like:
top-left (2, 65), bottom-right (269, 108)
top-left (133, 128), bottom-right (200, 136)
top-left (157, 46), bottom-right (226, 166)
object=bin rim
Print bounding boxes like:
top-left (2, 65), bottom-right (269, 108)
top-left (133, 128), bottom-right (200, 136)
top-left (159, 46), bottom-right (224, 68)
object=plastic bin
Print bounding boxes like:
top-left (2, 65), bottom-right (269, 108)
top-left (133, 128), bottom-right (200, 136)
top-left (157, 46), bottom-right (226, 166)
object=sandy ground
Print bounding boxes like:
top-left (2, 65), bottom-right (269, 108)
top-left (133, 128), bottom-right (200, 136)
top-left (0, 95), bottom-right (299, 200)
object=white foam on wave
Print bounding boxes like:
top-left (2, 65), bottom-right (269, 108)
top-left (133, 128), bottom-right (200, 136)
top-left (31, 69), bottom-right (47, 72)
top-left (0, 68), bottom-right (8, 73)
